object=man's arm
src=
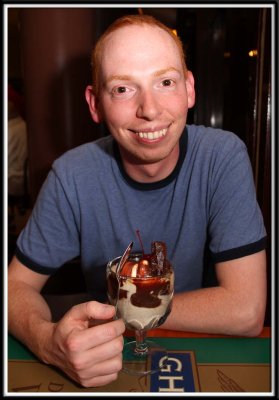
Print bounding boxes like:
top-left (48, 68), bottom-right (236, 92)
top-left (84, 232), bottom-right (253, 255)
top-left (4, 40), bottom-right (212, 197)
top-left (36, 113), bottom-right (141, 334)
top-left (8, 256), bottom-right (125, 387)
top-left (161, 250), bottom-right (267, 336)
top-left (8, 256), bottom-right (52, 356)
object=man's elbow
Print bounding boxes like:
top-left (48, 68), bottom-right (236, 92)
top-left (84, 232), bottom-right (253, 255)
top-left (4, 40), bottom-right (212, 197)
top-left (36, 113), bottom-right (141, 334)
top-left (237, 304), bottom-right (266, 337)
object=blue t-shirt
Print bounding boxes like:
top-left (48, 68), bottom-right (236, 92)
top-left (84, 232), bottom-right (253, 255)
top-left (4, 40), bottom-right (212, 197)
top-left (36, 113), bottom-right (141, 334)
top-left (16, 125), bottom-right (266, 301)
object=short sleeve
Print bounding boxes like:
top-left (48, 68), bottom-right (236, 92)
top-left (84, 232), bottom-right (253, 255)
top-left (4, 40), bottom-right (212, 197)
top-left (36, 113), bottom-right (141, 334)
top-left (208, 135), bottom-right (266, 262)
top-left (16, 168), bottom-right (80, 274)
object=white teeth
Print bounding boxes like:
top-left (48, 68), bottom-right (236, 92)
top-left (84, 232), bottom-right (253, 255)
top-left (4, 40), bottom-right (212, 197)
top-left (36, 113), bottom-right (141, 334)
top-left (136, 128), bottom-right (167, 140)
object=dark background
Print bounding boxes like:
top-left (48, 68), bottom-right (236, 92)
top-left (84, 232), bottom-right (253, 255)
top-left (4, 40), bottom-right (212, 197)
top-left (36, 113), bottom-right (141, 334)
top-left (7, 6), bottom-right (272, 325)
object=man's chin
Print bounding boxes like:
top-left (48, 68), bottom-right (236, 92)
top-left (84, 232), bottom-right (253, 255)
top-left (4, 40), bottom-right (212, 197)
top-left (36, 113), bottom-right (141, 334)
top-left (120, 149), bottom-right (168, 165)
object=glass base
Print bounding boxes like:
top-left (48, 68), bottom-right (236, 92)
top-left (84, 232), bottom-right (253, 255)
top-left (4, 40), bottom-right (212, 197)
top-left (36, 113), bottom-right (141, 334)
top-left (122, 339), bottom-right (168, 376)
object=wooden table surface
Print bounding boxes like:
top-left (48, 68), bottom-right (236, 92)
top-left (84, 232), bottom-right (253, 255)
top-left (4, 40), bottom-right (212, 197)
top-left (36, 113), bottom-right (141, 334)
top-left (7, 327), bottom-right (272, 393)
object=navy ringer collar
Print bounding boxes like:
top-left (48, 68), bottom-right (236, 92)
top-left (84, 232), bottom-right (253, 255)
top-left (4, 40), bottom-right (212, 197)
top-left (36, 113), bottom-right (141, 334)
top-left (113, 126), bottom-right (188, 191)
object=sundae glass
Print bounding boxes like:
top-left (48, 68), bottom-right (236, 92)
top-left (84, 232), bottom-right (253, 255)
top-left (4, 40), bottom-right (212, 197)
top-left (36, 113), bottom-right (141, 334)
top-left (107, 241), bottom-right (174, 375)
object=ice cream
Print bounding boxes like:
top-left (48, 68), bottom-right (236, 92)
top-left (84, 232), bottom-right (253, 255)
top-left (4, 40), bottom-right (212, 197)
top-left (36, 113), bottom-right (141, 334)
top-left (107, 242), bottom-right (174, 331)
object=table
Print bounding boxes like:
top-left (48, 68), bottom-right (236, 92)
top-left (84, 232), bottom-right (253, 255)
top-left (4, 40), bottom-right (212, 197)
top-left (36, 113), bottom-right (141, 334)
top-left (7, 327), bottom-right (271, 393)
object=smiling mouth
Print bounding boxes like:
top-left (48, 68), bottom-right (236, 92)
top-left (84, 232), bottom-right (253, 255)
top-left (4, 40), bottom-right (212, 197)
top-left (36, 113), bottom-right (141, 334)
top-left (133, 128), bottom-right (168, 140)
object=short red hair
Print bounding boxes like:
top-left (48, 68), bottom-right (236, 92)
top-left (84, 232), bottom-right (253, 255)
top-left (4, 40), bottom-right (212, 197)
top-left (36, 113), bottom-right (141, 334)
top-left (91, 14), bottom-right (187, 96)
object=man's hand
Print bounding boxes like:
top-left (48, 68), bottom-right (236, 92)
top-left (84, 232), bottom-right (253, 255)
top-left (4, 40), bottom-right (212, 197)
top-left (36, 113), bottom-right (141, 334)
top-left (44, 301), bottom-right (125, 387)
top-left (8, 259), bottom-right (126, 388)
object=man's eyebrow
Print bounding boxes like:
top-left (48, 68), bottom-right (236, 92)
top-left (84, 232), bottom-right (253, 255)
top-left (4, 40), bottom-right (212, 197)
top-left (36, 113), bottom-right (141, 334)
top-left (106, 68), bottom-right (181, 84)
top-left (106, 75), bottom-right (132, 84)
top-left (153, 67), bottom-right (181, 77)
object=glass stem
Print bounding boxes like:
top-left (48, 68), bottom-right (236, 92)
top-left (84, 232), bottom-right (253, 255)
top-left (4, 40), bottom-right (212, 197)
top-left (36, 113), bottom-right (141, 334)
top-left (134, 330), bottom-right (148, 354)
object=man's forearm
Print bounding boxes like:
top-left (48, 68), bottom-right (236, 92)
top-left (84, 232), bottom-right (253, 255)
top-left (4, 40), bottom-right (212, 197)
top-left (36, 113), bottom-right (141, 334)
top-left (8, 279), bottom-right (54, 362)
top-left (162, 286), bottom-right (265, 337)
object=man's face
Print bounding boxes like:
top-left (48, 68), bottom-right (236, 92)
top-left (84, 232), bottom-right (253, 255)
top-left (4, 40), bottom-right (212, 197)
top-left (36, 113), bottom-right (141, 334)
top-left (88, 24), bottom-right (195, 167)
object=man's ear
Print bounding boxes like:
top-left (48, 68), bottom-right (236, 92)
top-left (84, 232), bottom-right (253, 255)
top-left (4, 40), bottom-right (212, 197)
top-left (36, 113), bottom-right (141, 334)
top-left (185, 71), bottom-right (195, 109)
top-left (85, 85), bottom-right (102, 123)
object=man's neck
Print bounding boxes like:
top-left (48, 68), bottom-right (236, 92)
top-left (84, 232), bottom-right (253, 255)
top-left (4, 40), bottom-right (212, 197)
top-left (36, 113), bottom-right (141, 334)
top-left (119, 145), bottom-right (180, 183)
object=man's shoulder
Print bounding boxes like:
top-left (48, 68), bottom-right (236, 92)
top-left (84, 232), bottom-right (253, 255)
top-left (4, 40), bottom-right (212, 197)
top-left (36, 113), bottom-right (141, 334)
top-left (53, 135), bottom-right (114, 170)
top-left (188, 124), bottom-right (242, 139)
top-left (187, 124), bottom-right (246, 151)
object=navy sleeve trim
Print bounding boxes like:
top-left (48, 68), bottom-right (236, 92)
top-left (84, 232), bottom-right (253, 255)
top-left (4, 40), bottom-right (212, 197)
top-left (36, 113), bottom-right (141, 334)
top-left (15, 245), bottom-right (60, 275)
top-left (210, 237), bottom-right (267, 263)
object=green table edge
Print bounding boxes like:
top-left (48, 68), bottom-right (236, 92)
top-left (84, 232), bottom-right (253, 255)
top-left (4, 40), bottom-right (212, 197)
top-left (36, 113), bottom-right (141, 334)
top-left (8, 334), bottom-right (271, 364)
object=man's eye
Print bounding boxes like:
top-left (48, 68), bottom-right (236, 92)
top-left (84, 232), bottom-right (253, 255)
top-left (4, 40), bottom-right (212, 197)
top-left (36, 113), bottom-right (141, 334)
top-left (111, 85), bottom-right (135, 99)
top-left (113, 86), bottom-right (127, 94)
top-left (162, 79), bottom-right (173, 86)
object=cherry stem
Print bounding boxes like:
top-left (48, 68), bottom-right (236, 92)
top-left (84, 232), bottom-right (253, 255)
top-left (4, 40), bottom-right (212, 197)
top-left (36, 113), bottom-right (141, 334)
top-left (136, 230), bottom-right (145, 255)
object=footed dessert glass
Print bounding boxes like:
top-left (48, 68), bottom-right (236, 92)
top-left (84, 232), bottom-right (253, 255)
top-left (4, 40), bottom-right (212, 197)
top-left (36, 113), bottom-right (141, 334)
top-left (107, 253), bottom-right (174, 375)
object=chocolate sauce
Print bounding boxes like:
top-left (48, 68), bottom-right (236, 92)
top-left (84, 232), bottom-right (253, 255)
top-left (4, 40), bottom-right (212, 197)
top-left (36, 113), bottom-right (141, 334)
top-left (107, 270), bottom-right (118, 304)
top-left (107, 271), bottom-right (172, 308)
top-left (119, 277), bottom-right (170, 308)
top-left (119, 242), bottom-right (172, 278)
top-left (107, 241), bottom-right (173, 310)
top-left (128, 277), bottom-right (171, 308)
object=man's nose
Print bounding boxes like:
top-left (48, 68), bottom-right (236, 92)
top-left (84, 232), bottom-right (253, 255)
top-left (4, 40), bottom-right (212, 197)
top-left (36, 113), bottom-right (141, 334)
top-left (136, 90), bottom-right (161, 120)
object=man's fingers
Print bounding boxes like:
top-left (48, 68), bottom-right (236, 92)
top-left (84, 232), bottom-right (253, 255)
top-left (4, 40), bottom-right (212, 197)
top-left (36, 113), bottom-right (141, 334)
top-left (81, 372), bottom-right (119, 388)
top-left (66, 318), bottom-right (125, 353)
top-left (74, 354), bottom-right (123, 386)
top-left (84, 334), bottom-right (124, 364)
top-left (69, 301), bottom-right (116, 322)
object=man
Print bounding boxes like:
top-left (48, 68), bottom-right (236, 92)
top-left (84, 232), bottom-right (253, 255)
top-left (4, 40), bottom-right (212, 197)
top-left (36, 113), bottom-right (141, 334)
top-left (8, 14), bottom-right (267, 388)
